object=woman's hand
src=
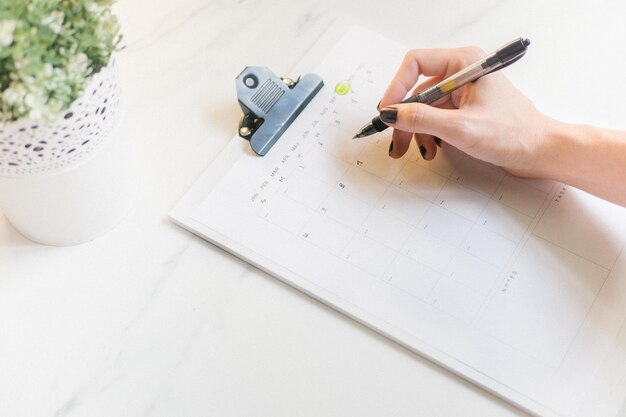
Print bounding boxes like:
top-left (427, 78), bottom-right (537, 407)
top-left (380, 46), bottom-right (550, 178)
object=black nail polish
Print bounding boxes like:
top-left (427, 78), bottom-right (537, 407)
top-left (388, 141), bottom-right (394, 156)
top-left (379, 107), bottom-right (397, 124)
top-left (434, 137), bottom-right (442, 147)
top-left (419, 145), bottom-right (427, 159)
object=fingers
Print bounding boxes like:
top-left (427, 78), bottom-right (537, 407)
top-left (380, 102), bottom-right (462, 142)
top-left (380, 46), bottom-right (485, 108)
top-left (389, 75), bottom-right (455, 159)
top-left (414, 133), bottom-right (437, 161)
top-left (382, 46), bottom-right (485, 159)
top-left (389, 132), bottom-right (442, 161)
top-left (389, 76), bottom-right (443, 159)
top-left (413, 101), bottom-right (456, 161)
top-left (389, 129), bottom-right (412, 159)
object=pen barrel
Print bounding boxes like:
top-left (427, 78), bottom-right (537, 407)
top-left (406, 87), bottom-right (444, 105)
top-left (405, 60), bottom-right (487, 106)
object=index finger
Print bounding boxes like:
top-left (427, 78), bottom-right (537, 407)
top-left (380, 47), bottom-right (481, 108)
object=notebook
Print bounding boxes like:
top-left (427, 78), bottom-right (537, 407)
top-left (170, 21), bottom-right (626, 417)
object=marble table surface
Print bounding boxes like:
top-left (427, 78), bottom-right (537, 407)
top-left (1, 1), bottom-right (626, 416)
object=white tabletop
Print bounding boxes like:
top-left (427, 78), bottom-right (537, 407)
top-left (2, 1), bottom-right (626, 416)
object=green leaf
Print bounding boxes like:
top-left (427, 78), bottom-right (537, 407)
top-left (0, 0), bottom-right (121, 123)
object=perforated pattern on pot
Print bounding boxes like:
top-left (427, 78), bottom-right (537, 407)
top-left (0, 60), bottom-right (122, 176)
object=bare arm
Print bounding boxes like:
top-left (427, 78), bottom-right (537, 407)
top-left (538, 121), bottom-right (626, 206)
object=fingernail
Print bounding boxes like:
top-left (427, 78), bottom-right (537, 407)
top-left (379, 107), bottom-right (397, 124)
top-left (419, 145), bottom-right (427, 159)
top-left (434, 137), bottom-right (442, 147)
top-left (377, 100), bottom-right (382, 110)
top-left (388, 141), bottom-right (394, 157)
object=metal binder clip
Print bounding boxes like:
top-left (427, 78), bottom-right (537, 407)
top-left (236, 66), bottom-right (323, 156)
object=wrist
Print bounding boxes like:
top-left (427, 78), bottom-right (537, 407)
top-left (533, 118), bottom-right (589, 184)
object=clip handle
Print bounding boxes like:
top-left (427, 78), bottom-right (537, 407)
top-left (236, 67), bottom-right (323, 156)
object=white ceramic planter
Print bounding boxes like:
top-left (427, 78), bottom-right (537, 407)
top-left (0, 60), bottom-right (137, 246)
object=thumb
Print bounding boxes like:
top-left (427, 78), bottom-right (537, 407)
top-left (380, 103), bottom-right (462, 140)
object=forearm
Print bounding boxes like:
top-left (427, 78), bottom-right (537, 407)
top-left (538, 119), bottom-right (626, 207)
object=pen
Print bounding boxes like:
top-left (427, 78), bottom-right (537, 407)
top-left (352, 37), bottom-right (530, 139)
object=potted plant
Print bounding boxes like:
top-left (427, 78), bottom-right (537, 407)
top-left (0, 0), bottom-right (136, 246)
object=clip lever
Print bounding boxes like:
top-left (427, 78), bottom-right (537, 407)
top-left (236, 66), bottom-right (323, 156)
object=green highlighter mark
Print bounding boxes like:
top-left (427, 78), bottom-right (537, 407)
top-left (334, 81), bottom-right (351, 95)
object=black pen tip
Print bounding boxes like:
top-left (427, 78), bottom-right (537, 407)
top-left (523, 38), bottom-right (530, 47)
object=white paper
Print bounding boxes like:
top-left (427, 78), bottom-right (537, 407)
top-left (171, 24), bottom-right (626, 417)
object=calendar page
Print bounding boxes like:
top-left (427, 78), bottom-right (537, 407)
top-left (171, 24), bottom-right (626, 417)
